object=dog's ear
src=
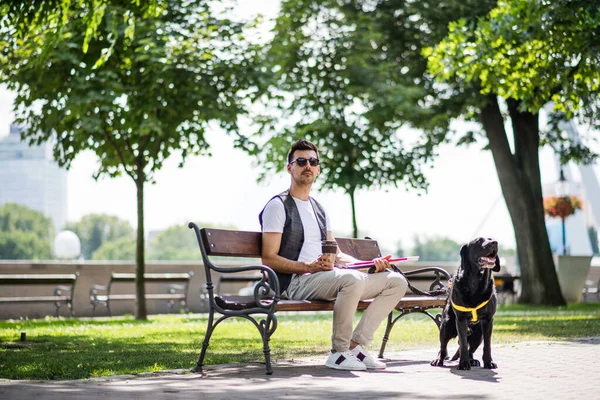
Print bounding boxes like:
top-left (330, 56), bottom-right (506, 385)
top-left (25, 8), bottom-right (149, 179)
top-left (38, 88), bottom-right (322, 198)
top-left (460, 244), bottom-right (468, 265)
top-left (493, 255), bottom-right (501, 272)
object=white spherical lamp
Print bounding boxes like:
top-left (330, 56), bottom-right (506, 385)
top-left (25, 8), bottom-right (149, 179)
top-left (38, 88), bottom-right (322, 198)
top-left (54, 230), bottom-right (81, 260)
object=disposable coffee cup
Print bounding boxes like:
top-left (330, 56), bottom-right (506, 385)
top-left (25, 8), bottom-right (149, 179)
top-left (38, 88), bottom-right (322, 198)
top-left (321, 240), bottom-right (338, 264)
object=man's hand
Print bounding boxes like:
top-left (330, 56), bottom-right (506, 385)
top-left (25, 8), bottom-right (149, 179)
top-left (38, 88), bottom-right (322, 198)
top-left (306, 255), bottom-right (334, 274)
top-left (371, 254), bottom-right (392, 273)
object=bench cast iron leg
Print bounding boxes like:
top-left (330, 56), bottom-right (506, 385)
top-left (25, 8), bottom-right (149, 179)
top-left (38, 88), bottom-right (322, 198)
top-left (191, 309), bottom-right (215, 373)
top-left (260, 314), bottom-right (277, 375)
top-left (378, 312), bottom-right (394, 358)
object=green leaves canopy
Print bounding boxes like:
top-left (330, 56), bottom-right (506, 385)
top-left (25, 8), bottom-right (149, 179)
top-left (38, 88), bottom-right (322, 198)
top-left (426, 0), bottom-right (600, 155)
top-left (0, 203), bottom-right (54, 259)
top-left (147, 222), bottom-right (236, 261)
top-left (249, 0), bottom-right (495, 236)
top-left (1, 1), bottom-right (262, 182)
top-left (65, 213), bottom-right (134, 260)
top-left (0, 0), bottom-right (163, 54)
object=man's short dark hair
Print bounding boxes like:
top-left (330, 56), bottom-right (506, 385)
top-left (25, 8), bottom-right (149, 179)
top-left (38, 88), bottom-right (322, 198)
top-left (288, 139), bottom-right (319, 163)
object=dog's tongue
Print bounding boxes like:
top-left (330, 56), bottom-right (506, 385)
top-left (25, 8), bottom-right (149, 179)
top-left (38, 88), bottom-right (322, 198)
top-left (479, 256), bottom-right (496, 267)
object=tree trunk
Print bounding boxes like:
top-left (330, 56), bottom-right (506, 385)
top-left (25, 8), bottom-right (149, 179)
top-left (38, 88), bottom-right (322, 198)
top-left (480, 95), bottom-right (565, 305)
top-left (135, 172), bottom-right (148, 320)
top-left (349, 186), bottom-right (358, 238)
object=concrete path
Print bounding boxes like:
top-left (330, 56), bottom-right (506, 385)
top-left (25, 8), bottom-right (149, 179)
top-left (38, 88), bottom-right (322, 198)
top-left (1, 337), bottom-right (599, 399)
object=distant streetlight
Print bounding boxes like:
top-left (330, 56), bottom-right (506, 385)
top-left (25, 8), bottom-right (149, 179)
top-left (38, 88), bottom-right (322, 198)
top-left (54, 230), bottom-right (81, 260)
top-left (556, 164), bottom-right (568, 255)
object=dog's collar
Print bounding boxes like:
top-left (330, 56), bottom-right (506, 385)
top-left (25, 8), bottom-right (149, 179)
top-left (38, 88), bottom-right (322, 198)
top-left (451, 299), bottom-right (490, 322)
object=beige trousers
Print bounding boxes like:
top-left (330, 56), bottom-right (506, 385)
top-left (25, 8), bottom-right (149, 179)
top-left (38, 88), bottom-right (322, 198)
top-left (285, 268), bottom-right (408, 352)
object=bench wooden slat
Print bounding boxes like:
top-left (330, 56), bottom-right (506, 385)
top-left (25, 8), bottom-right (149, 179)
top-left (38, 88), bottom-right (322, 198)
top-left (201, 230), bottom-right (384, 261)
top-left (216, 295), bottom-right (446, 312)
top-left (336, 237), bottom-right (381, 261)
top-left (0, 274), bottom-right (78, 285)
top-left (202, 229), bottom-right (262, 257)
top-left (95, 294), bottom-right (187, 301)
top-left (219, 273), bottom-right (263, 282)
top-left (0, 296), bottom-right (71, 302)
top-left (110, 273), bottom-right (192, 283)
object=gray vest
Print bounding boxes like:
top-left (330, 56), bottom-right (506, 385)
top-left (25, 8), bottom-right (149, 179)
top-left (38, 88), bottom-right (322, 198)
top-left (258, 190), bottom-right (327, 293)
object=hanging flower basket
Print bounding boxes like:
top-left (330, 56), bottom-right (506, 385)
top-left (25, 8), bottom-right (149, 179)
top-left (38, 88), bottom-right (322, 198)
top-left (543, 195), bottom-right (583, 219)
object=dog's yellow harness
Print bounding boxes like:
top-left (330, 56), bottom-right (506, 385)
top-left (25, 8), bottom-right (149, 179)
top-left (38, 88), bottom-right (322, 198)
top-left (451, 299), bottom-right (490, 323)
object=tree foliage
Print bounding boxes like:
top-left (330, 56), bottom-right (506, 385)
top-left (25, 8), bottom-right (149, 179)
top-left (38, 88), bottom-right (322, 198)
top-left (65, 214), bottom-right (134, 260)
top-left (425, 0), bottom-right (600, 159)
top-left (92, 235), bottom-right (136, 260)
top-left (0, 0), bottom-right (264, 319)
top-left (410, 235), bottom-right (461, 262)
top-left (1, 1), bottom-right (262, 179)
top-left (250, 0), bottom-right (495, 237)
top-left (410, 235), bottom-right (516, 262)
top-left (0, 203), bottom-right (53, 259)
top-left (147, 222), bottom-right (237, 261)
top-left (0, 0), bottom-right (162, 55)
top-left (148, 225), bottom-right (197, 260)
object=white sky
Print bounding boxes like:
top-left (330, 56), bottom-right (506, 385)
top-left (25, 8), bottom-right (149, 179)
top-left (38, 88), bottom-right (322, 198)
top-left (0, 0), bottom-right (586, 254)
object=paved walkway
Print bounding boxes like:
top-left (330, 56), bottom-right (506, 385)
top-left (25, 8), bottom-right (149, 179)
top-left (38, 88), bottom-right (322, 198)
top-left (1, 337), bottom-right (599, 400)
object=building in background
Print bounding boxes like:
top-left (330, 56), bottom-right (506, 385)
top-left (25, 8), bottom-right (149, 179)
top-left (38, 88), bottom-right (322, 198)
top-left (0, 124), bottom-right (67, 233)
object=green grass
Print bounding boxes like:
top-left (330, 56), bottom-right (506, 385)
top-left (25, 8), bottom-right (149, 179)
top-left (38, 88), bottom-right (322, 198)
top-left (1, 303), bottom-right (599, 380)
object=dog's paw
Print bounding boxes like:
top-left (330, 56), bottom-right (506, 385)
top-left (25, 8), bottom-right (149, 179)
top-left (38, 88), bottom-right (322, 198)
top-left (457, 360), bottom-right (471, 370)
top-left (483, 361), bottom-right (497, 369)
top-left (470, 359), bottom-right (481, 367)
top-left (430, 358), bottom-right (445, 367)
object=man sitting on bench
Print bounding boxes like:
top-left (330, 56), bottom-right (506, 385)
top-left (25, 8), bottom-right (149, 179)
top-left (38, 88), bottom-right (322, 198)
top-left (260, 139), bottom-right (408, 371)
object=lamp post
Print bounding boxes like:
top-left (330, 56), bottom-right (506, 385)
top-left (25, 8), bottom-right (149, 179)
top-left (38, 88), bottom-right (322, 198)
top-left (556, 159), bottom-right (569, 255)
top-left (558, 168), bottom-right (568, 255)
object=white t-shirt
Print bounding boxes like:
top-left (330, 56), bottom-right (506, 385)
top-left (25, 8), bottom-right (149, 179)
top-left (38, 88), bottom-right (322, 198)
top-left (261, 196), bottom-right (332, 263)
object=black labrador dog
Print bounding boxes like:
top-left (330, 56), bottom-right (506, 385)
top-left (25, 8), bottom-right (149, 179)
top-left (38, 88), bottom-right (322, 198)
top-left (431, 237), bottom-right (500, 370)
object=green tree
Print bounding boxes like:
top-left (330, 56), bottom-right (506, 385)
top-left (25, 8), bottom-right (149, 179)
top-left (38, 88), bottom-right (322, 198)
top-left (409, 236), bottom-right (516, 262)
top-left (148, 222), bottom-right (237, 261)
top-left (65, 214), bottom-right (134, 260)
top-left (0, 203), bottom-right (53, 259)
top-left (1, 1), bottom-right (263, 319)
top-left (0, 0), bottom-right (162, 56)
top-left (411, 236), bottom-right (461, 262)
top-left (245, 0), bottom-right (482, 238)
top-left (92, 235), bottom-right (136, 260)
top-left (148, 224), bottom-right (198, 261)
top-left (425, 0), bottom-right (600, 304)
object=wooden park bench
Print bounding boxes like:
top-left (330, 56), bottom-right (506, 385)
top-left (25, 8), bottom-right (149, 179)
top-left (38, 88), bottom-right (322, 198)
top-left (188, 223), bottom-right (451, 375)
top-left (0, 273), bottom-right (80, 317)
top-left (89, 271), bottom-right (194, 316)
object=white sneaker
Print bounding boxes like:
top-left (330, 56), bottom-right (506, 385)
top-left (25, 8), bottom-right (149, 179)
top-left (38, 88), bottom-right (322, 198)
top-left (351, 345), bottom-right (386, 369)
top-left (325, 350), bottom-right (367, 371)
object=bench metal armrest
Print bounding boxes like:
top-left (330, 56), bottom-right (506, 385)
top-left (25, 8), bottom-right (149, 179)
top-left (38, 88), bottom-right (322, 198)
top-left (54, 285), bottom-right (74, 296)
top-left (210, 264), bottom-right (280, 314)
top-left (89, 284), bottom-right (108, 300)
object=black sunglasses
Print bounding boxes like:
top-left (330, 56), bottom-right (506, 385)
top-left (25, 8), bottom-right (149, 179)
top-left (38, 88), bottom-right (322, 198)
top-left (290, 157), bottom-right (320, 167)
